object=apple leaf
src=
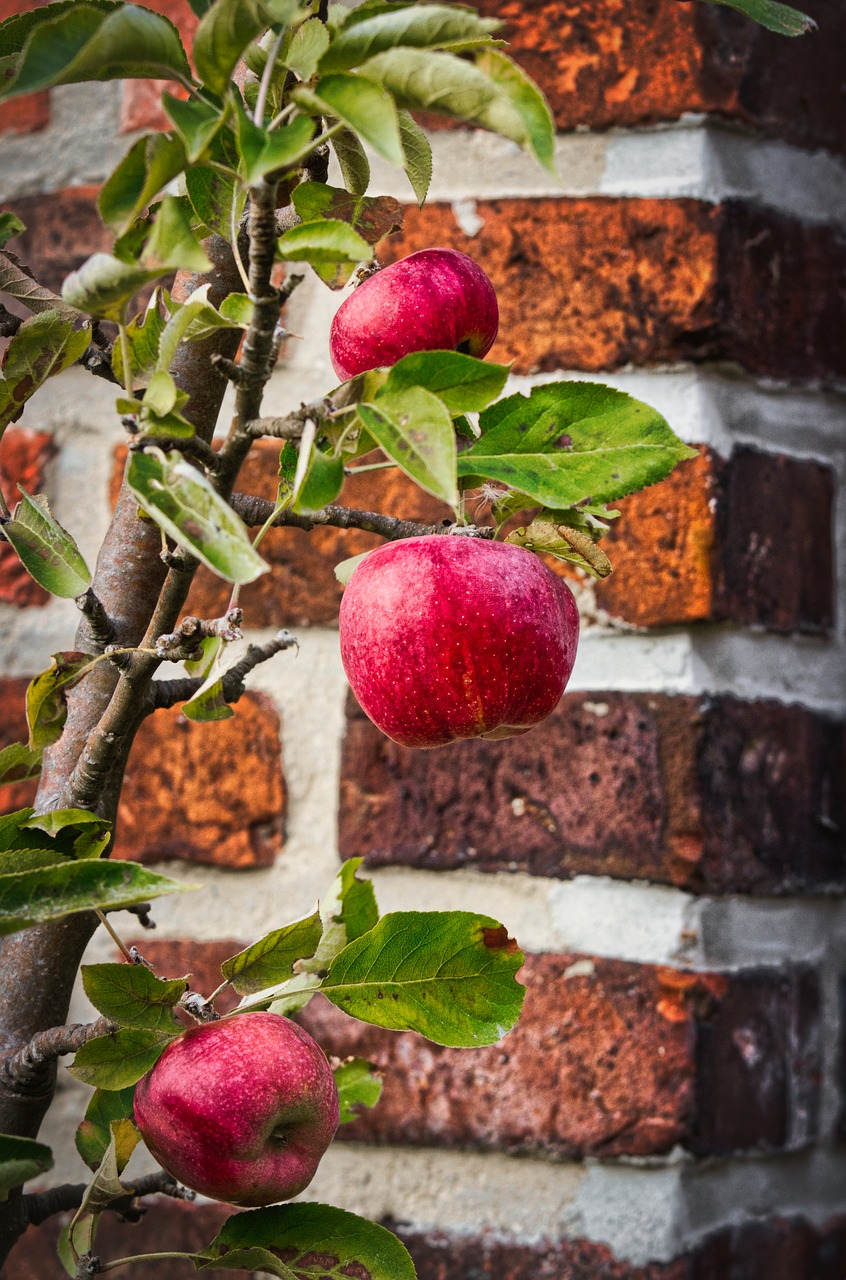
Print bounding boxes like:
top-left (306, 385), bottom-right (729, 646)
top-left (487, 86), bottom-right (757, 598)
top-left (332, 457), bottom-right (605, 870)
top-left (98, 133), bottom-right (187, 236)
top-left (3, 489), bottom-right (91, 599)
top-left (334, 1058), bottom-right (382, 1124)
top-left (195, 1203), bottom-right (416, 1280)
top-left (0, 808), bottom-right (110, 875)
top-left (181, 673), bottom-right (234, 723)
top-left (0, 311), bottom-right (91, 441)
top-left (283, 15), bottom-right (329, 78)
top-left (75, 1087), bottom-right (138, 1172)
top-left (334, 549), bottom-right (372, 586)
top-left (185, 160), bottom-right (246, 242)
top-left (397, 108), bottom-right (432, 206)
top-left (0, 1135), bottom-right (53, 1202)
top-left (293, 74), bottom-right (405, 167)
top-left (233, 98), bottom-right (316, 185)
top-left (61, 252), bottom-right (166, 323)
top-left (144, 196), bottom-right (213, 273)
top-left (458, 381), bottom-right (697, 509)
top-left (127, 448), bottom-right (269, 585)
top-left (0, 861), bottom-right (194, 938)
top-left (319, 3), bottom-right (501, 73)
top-left (162, 92), bottom-right (227, 163)
top-left (0, 743), bottom-right (41, 788)
top-left (195, 1247), bottom-right (298, 1278)
top-left (221, 911), bottom-right (323, 995)
top-left (353, 46), bottom-right (499, 123)
top-left (68, 1027), bottom-right (177, 1091)
top-left (82, 963), bottom-right (189, 1032)
top-left (26, 652), bottom-right (97, 750)
top-left (293, 447), bottom-right (345, 513)
top-left (705, 0), bottom-right (816, 35)
top-left (290, 183), bottom-right (402, 287)
top-left (360, 387), bottom-right (458, 506)
top-left (380, 349), bottom-right (509, 414)
top-left (0, 248), bottom-right (84, 324)
top-left (331, 128), bottom-right (371, 197)
top-left (277, 218), bottom-right (373, 268)
top-left (473, 48), bottom-right (556, 175)
top-left (0, 211), bottom-right (25, 249)
top-left (193, 0), bottom-right (269, 96)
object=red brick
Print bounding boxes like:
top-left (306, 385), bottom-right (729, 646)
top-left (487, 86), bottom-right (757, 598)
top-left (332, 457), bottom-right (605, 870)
top-left (299, 953), bottom-right (819, 1157)
top-left (0, 187), bottom-right (112, 294)
top-left (382, 199), bottom-right (846, 383)
top-left (0, 93), bottom-right (49, 136)
top-left (114, 691), bottom-right (285, 868)
top-left (0, 427), bottom-right (55, 607)
top-left (0, 676), bottom-right (38, 813)
top-left (339, 692), bottom-right (846, 895)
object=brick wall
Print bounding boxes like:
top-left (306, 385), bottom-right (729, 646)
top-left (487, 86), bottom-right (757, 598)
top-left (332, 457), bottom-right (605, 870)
top-left (2, 1), bottom-right (845, 1278)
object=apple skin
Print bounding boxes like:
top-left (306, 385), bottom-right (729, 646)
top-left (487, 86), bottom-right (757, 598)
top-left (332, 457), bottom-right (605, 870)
top-left (133, 1012), bottom-right (339, 1207)
top-left (339, 536), bottom-right (579, 749)
top-left (329, 248), bottom-right (499, 381)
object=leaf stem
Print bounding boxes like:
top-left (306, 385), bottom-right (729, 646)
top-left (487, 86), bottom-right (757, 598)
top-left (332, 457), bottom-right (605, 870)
top-left (117, 324), bottom-right (132, 395)
top-left (95, 910), bottom-right (134, 963)
top-left (98, 1251), bottom-right (195, 1273)
top-left (254, 28), bottom-right (285, 128)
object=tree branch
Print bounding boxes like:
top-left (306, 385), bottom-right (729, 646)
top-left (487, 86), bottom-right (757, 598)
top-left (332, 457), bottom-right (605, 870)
top-left (21, 1171), bottom-right (191, 1229)
top-left (147, 628), bottom-right (297, 712)
top-left (75, 589), bottom-right (116, 653)
top-left (229, 492), bottom-right (494, 543)
top-left (3, 1018), bottom-right (116, 1093)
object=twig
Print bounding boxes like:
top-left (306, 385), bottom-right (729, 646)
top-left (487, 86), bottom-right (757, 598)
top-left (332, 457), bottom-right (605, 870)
top-left (3, 1018), bottom-right (116, 1091)
top-left (130, 435), bottom-right (221, 472)
top-left (146, 629), bottom-right (297, 712)
top-left (95, 909), bottom-right (134, 963)
top-left (246, 398), bottom-right (335, 440)
top-left (75, 589), bottom-right (117, 652)
top-left (0, 304), bottom-right (22, 338)
top-left (154, 608), bottom-right (243, 661)
top-left (229, 493), bottom-right (495, 543)
top-left (21, 1171), bottom-right (191, 1229)
top-left (78, 345), bottom-right (118, 385)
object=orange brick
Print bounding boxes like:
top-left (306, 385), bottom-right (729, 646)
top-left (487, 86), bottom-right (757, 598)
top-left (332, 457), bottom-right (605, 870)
top-left (0, 428), bottom-right (56, 608)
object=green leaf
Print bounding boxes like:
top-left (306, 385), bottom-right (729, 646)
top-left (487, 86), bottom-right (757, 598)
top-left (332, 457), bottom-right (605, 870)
top-left (185, 161), bottom-right (246, 241)
top-left (354, 46), bottom-right (498, 123)
top-left (284, 15), bottom-right (329, 78)
top-left (3, 489), bottom-right (91, 599)
top-left (381, 350), bottom-right (509, 414)
top-left (127, 447), bottom-right (269, 584)
top-left (26, 652), bottom-right (96, 750)
top-left (0, 311), bottom-right (91, 439)
top-left (290, 182), bottom-right (401, 287)
top-left (293, 73), bottom-right (404, 166)
top-left (1, 3), bottom-right (191, 99)
top-left (143, 369), bottom-right (179, 418)
top-left (0, 211), bottom-right (25, 249)
top-left (75, 1087), bottom-right (137, 1172)
top-left (334, 549), bottom-right (372, 585)
top-left (144, 196), bottom-right (213, 272)
top-left (359, 386), bottom-right (458, 505)
top-left (194, 0), bottom-right (269, 95)
top-left (322, 911), bottom-right (524, 1047)
top-left (0, 248), bottom-right (84, 324)
top-left (69, 1027), bottom-right (176, 1091)
top-left (184, 634), bottom-right (222, 680)
top-left (162, 92), bottom-right (227, 162)
top-left (196, 1203), bottom-right (416, 1280)
top-left (459, 381), bottom-right (697, 508)
top-left (331, 128), bottom-right (370, 197)
top-left (221, 911), bottom-right (322, 994)
top-left (111, 292), bottom-right (167, 387)
top-left (0, 1135), bottom-right (53, 1201)
top-left (708, 0), bottom-right (816, 34)
top-left (397, 108), bottom-right (431, 206)
top-left (303, 857), bottom-right (378, 974)
top-left (23, 808), bottom-right (111, 859)
top-left (236, 109), bottom-right (316, 185)
top-left (0, 860), bottom-right (194, 937)
top-left (0, 0), bottom-right (118, 59)
top-left (61, 253), bottom-right (164, 323)
top-left (82, 963), bottom-right (188, 1032)
top-left (277, 218), bottom-right (372, 265)
top-left (196, 1247), bottom-right (297, 1277)
top-left (473, 48), bottom-right (556, 174)
top-left (181, 672), bottom-right (234, 722)
top-left (293, 446), bottom-right (345, 512)
top-left (320, 3), bottom-right (500, 73)
top-left (0, 743), bottom-right (41, 788)
top-left (58, 1213), bottom-right (97, 1276)
top-left (335, 1058), bottom-right (382, 1123)
top-left (99, 133), bottom-right (187, 236)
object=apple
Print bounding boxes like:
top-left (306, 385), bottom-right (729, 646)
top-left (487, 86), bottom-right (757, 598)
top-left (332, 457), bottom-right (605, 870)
top-left (329, 248), bottom-right (499, 381)
top-left (133, 1012), bottom-right (339, 1207)
top-left (339, 535), bottom-right (579, 749)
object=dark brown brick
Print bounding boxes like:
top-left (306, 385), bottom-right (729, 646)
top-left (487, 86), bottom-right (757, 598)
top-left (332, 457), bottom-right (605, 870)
top-left (382, 199), bottom-right (846, 383)
top-left (339, 691), bottom-right (846, 895)
top-left (1, 187), bottom-right (112, 294)
top-left (299, 953), bottom-right (819, 1157)
top-left (694, 1215), bottom-right (846, 1280)
top-left (113, 691), bottom-right (285, 868)
top-left (0, 428), bottom-right (55, 607)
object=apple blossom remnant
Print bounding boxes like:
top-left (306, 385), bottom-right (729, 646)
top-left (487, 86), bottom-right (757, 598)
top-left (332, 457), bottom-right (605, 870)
top-left (329, 248), bottom-right (499, 381)
top-left (134, 1012), bottom-right (339, 1206)
top-left (339, 535), bottom-right (580, 749)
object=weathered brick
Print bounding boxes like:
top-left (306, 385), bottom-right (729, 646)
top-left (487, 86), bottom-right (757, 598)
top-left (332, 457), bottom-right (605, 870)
top-left (124, 937), bottom-right (245, 1013)
top-left (300, 953), bottom-right (819, 1157)
top-left (694, 1215), bottom-right (846, 1280)
top-left (0, 187), bottom-right (112, 293)
top-left (339, 691), bottom-right (846, 895)
top-left (0, 93), bottom-right (49, 136)
top-left (114, 692), bottom-right (285, 868)
top-left (0, 427), bottom-right (55, 607)
top-left (382, 199), bottom-right (846, 383)
top-left (443, 0), bottom-right (846, 159)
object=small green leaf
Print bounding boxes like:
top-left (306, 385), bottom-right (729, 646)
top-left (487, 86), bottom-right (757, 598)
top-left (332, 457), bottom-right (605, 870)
top-left (0, 743), bottom-right (41, 788)
top-left (181, 673), bottom-right (233, 722)
top-left (144, 196), bottom-right (213, 273)
top-left (143, 369), bottom-right (179, 417)
top-left (334, 549), bottom-right (372, 586)
top-left (61, 253), bottom-right (164, 323)
top-left (397, 107), bottom-right (432, 206)
top-left (322, 911), bottom-right (525, 1047)
top-left (708, 0), bottom-right (816, 35)
top-left (3, 489), bottom-right (91, 599)
top-left (23, 808), bottom-right (111, 859)
top-left (26, 652), bottom-right (96, 750)
top-left (111, 292), bottom-right (166, 386)
top-left (283, 15), bottom-right (329, 78)
top-left (0, 860), bottom-right (194, 937)
top-left (0, 248), bottom-right (84, 324)
top-left (0, 1135), bottom-right (53, 1201)
top-left (335, 1058), bottom-right (382, 1123)
top-left (277, 217), bottom-right (372, 265)
top-left (355, 46), bottom-right (498, 124)
top-left (320, 3), bottom-right (500, 73)
top-left (99, 132), bottom-right (187, 236)
top-left (185, 162), bottom-right (245, 241)
top-left (196, 1203), bottom-right (416, 1280)
top-left (360, 386), bottom-right (458, 505)
top-left (294, 73), bottom-right (404, 166)
top-left (221, 911), bottom-right (322, 994)
top-left (381, 349), bottom-right (509, 414)
top-left (82, 963), bottom-right (188, 1032)
top-left (162, 92), bottom-right (227, 162)
top-left (293, 446), bottom-right (344, 513)
top-left (0, 311), bottom-right (91, 439)
top-left (184, 634), bottom-right (222, 680)
top-left (127, 448), bottom-right (269, 584)
top-left (0, 211), bottom-right (25, 248)
top-left (237, 111), bottom-right (316, 185)
top-left (331, 128), bottom-right (370, 197)
top-left (75, 1087), bottom-right (137, 1172)
top-left (474, 47), bottom-right (556, 175)
top-left (69, 1027), bottom-right (176, 1092)
top-left (194, 0), bottom-right (269, 95)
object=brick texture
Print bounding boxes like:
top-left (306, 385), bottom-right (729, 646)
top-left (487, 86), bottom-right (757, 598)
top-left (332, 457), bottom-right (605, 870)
top-left (463, 0), bottom-right (846, 159)
top-left (382, 199), bottom-right (846, 383)
top-left (0, 187), bottom-right (112, 294)
top-left (299, 953), bottom-right (819, 1158)
top-left (0, 427), bottom-right (55, 607)
top-left (0, 676), bottom-right (36, 813)
top-left (0, 0), bottom-right (55, 138)
top-left (339, 691), bottom-right (846, 895)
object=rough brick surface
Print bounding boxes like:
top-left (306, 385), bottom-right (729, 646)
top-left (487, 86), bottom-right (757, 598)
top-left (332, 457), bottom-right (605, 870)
top-left (299, 954), bottom-right (819, 1157)
top-left (0, 92), bottom-right (49, 136)
top-left (339, 692), bottom-right (846, 895)
top-left (0, 187), bottom-right (112, 294)
top-left (463, 0), bottom-right (846, 158)
top-left (383, 199), bottom-right (846, 383)
top-left (0, 427), bottom-right (55, 607)
top-left (114, 692), bottom-right (285, 868)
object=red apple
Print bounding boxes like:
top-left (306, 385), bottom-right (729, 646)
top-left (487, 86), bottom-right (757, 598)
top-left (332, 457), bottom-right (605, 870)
top-left (329, 248), bottom-right (499, 381)
top-left (133, 1012), bottom-right (339, 1206)
top-left (339, 536), bottom-right (579, 749)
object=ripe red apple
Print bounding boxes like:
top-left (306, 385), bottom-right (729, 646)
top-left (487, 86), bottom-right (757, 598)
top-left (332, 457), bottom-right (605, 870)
top-left (133, 1012), bottom-right (339, 1207)
top-left (329, 247), bottom-right (499, 381)
top-left (339, 536), bottom-right (579, 749)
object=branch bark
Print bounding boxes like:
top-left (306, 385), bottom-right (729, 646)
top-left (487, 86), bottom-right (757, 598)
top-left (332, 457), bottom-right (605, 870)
top-left (230, 492), bottom-right (495, 543)
top-left (21, 1171), bottom-right (190, 1229)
